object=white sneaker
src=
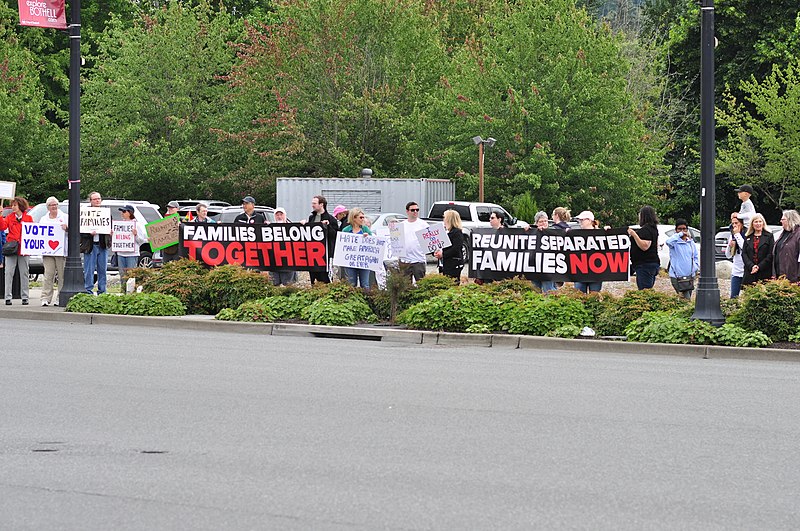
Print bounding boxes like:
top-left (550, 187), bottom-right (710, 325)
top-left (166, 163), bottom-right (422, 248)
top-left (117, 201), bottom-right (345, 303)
top-left (41, 300), bottom-right (49, 307)
top-left (53, 300), bottom-right (59, 306)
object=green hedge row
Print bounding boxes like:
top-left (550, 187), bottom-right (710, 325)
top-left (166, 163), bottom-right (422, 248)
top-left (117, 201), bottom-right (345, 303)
top-left (125, 262), bottom-right (800, 347)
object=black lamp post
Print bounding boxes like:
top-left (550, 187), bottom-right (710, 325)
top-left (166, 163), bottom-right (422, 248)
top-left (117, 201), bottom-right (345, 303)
top-left (691, 0), bottom-right (725, 324)
top-left (471, 136), bottom-right (496, 202)
top-left (58, 0), bottom-right (84, 307)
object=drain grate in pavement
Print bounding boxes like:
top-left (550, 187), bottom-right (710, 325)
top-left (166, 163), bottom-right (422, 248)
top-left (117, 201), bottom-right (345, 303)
top-left (140, 450), bottom-right (168, 454)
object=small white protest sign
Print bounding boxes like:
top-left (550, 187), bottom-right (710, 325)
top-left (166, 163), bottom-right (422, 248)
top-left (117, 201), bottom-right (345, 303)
top-left (79, 206), bottom-right (112, 234)
top-left (20, 222), bottom-right (67, 256)
top-left (415, 222), bottom-right (451, 254)
top-left (387, 219), bottom-right (404, 259)
top-left (112, 220), bottom-right (138, 254)
top-left (332, 232), bottom-right (388, 272)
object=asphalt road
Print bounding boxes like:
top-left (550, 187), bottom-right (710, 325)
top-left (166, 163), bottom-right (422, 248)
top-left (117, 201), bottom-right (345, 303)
top-left (2, 321), bottom-right (799, 530)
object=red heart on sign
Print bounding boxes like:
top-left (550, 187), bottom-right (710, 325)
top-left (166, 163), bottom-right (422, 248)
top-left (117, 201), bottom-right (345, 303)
top-left (48, 240), bottom-right (59, 250)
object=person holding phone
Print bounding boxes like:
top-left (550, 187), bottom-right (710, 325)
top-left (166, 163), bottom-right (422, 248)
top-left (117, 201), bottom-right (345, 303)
top-left (666, 218), bottom-right (699, 299)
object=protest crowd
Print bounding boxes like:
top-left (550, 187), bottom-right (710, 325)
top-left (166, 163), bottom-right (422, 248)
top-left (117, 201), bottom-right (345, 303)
top-left (2, 183), bottom-right (799, 307)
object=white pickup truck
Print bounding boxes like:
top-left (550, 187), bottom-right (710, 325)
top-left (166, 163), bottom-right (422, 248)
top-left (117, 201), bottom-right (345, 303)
top-left (425, 201), bottom-right (527, 261)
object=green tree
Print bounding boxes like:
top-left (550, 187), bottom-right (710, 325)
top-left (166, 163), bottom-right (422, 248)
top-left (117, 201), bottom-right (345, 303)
top-left (411, 0), bottom-right (664, 224)
top-left (717, 58), bottom-right (800, 209)
top-left (0, 18), bottom-right (65, 200)
top-left (81, 2), bottom-right (244, 204)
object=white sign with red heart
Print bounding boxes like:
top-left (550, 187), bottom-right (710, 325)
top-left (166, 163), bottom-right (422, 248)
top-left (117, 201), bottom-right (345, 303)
top-left (20, 222), bottom-right (67, 256)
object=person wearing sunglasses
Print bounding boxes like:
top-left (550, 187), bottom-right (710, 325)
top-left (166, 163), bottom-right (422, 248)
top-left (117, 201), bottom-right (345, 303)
top-left (665, 218), bottom-right (699, 299)
top-left (341, 207), bottom-right (373, 289)
top-left (399, 201), bottom-right (430, 282)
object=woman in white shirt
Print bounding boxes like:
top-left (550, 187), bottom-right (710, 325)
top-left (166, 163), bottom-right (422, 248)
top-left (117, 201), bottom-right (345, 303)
top-left (725, 214), bottom-right (746, 298)
top-left (39, 197), bottom-right (68, 306)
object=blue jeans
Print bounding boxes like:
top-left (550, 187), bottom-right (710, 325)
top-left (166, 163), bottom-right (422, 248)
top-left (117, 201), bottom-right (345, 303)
top-left (634, 262), bottom-right (661, 290)
top-left (574, 281), bottom-right (602, 293)
top-left (533, 279), bottom-right (557, 293)
top-left (730, 275), bottom-right (743, 298)
top-left (343, 267), bottom-right (370, 289)
top-left (84, 244), bottom-right (108, 294)
top-left (117, 255), bottom-right (139, 284)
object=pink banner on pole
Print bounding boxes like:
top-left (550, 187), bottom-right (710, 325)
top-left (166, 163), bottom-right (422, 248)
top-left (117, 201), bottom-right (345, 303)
top-left (17, 0), bottom-right (67, 29)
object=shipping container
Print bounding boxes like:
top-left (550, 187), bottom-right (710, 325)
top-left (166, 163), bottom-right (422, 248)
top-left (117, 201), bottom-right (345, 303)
top-left (277, 178), bottom-right (455, 221)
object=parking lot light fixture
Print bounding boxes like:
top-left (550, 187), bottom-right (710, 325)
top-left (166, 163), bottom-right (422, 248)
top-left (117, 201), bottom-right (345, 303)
top-left (472, 136), bottom-right (497, 202)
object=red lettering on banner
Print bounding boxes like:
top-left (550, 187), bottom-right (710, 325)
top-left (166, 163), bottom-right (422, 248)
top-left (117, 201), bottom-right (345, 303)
top-left (607, 251), bottom-right (629, 273)
top-left (201, 242), bottom-right (225, 266)
top-left (184, 240), bottom-right (202, 260)
top-left (570, 254), bottom-right (588, 274)
top-left (244, 242), bottom-right (259, 266)
top-left (273, 242), bottom-right (292, 267)
top-left (226, 242), bottom-right (244, 265)
top-left (589, 253), bottom-right (608, 273)
top-left (293, 243), bottom-right (308, 267)
top-left (306, 242), bottom-right (326, 266)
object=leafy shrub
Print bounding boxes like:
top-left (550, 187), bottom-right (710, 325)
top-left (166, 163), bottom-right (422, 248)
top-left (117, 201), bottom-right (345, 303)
top-left (625, 312), bottom-right (717, 345)
top-left (505, 296), bottom-right (590, 336)
top-left (595, 290), bottom-right (690, 336)
top-left (121, 292), bottom-right (185, 316)
top-left (66, 293), bottom-right (123, 314)
top-left (466, 323), bottom-right (492, 334)
top-left (403, 274), bottom-right (460, 308)
top-left (479, 277), bottom-right (536, 296)
top-left (366, 288), bottom-right (392, 321)
top-left (215, 308), bottom-right (239, 321)
top-left (305, 299), bottom-right (358, 326)
top-left (720, 296), bottom-right (742, 318)
top-left (398, 289), bottom-right (504, 332)
top-left (137, 260), bottom-right (209, 312)
top-left (727, 279), bottom-right (800, 341)
top-left (546, 325), bottom-right (583, 338)
top-left (234, 300), bottom-right (275, 322)
top-left (66, 292), bottom-right (184, 316)
top-left (204, 265), bottom-right (273, 313)
top-left (714, 324), bottom-right (771, 347)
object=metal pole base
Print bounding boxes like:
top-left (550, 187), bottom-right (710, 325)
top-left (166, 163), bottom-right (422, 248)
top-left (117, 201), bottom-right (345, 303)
top-left (691, 275), bottom-right (725, 325)
top-left (58, 255), bottom-right (85, 307)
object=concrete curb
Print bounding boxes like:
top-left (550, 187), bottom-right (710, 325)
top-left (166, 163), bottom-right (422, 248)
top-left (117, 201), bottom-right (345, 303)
top-left (3, 308), bottom-right (800, 362)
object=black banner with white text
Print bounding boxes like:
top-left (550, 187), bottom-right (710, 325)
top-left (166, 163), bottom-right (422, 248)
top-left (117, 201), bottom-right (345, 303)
top-left (180, 222), bottom-right (328, 271)
top-left (469, 227), bottom-right (631, 282)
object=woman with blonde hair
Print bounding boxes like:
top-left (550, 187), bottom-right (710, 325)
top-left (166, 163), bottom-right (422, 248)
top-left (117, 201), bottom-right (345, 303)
top-left (742, 213), bottom-right (774, 285)
top-left (434, 209), bottom-right (465, 283)
top-left (773, 209), bottom-right (800, 282)
top-left (341, 207), bottom-right (372, 289)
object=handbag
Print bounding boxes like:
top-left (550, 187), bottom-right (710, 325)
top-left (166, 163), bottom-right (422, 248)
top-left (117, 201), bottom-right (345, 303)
top-left (675, 275), bottom-right (694, 292)
top-left (2, 240), bottom-right (19, 256)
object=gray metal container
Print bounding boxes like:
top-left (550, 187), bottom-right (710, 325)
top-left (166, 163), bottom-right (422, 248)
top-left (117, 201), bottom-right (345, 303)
top-left (277, 178), bottom-right (455, 221)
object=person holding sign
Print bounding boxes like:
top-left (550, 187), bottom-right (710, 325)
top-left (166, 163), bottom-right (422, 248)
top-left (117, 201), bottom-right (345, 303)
top-left (433, 209), bottom-right (465, 284)
top-left (161, 201), bottom-right (182, 264)
top-left (0, 197), bottom-right (33, 305)
top-left (573, 211), bottom-right (603, 294)
top-left (532, 211), bottom-right (557, 294)
top-left (399, 201), bottom-right (430, 282)
top-left (79, 192), bottom-right (112, 294)
top-left (341, 208), bottom-right (373, 289)
top-left (115, 205), bottom-right (147, 289)
top-left (40, 197), bottom-right (68, 306)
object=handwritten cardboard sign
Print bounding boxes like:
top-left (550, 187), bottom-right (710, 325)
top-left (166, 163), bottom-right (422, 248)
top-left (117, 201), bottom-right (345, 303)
top-left (79, 206), bottom-right (112, 234)
top-left (415, 222), bottom-right (451, 254)
top-left (387, 220), bottom-right (404, 259)
top-left (332, 232), bottom-right (388, 272)
top-left (145, 214), bottom-right (180, 252)
top-left (112, 220), bottom-right (138, 254)
top-left (20, 222), bottom-right (66, 256)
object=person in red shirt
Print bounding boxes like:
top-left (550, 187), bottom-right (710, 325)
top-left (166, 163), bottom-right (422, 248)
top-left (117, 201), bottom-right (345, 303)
top-left (0, 197), bottom-right (34, 305)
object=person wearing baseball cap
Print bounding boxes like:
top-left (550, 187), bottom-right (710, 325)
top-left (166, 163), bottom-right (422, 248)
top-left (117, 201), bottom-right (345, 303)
top-left (270, 207), bottom-right (297, 286)
top-left (161, 200), bottom-right (182, 263)
top-left (574, 210), bottom-right (603, 294)
top-left (234, 196), bottom-right (266, 224)
top-left (734, 184), bottom-right (756, 229)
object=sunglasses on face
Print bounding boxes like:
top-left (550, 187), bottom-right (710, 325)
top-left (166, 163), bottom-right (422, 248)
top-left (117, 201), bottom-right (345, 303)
top-left (408, 208), bottom-right (419, 212)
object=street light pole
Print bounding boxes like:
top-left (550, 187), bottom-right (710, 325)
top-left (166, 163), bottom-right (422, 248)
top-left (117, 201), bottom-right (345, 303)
top-left (692, 0), bottom-right (724, 324)
top-left (59, 0), bottom-right (84, 307)
top-left (472, 136), bottom-right (496, 203)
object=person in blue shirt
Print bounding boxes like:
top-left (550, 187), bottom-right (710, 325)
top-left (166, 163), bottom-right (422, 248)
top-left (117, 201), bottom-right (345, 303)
top-left (665, 218), bottom-right (699, 299)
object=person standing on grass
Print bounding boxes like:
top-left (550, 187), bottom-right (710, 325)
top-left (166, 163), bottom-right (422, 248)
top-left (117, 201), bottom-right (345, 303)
top-left (627, 205), bottom-right (661, 290)
top-left (39, 197), bottom-right (68, 306)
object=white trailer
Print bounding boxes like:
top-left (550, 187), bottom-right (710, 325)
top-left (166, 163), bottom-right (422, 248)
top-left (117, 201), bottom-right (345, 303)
top-left (276, 178), bottom-right (455, 221)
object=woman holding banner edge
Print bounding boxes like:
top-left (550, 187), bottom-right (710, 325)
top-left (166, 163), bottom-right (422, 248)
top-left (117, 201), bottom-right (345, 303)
top-left (341, 207), bottom-right (373, 289)
top-left (1, 197), bottom-right (33, 305)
